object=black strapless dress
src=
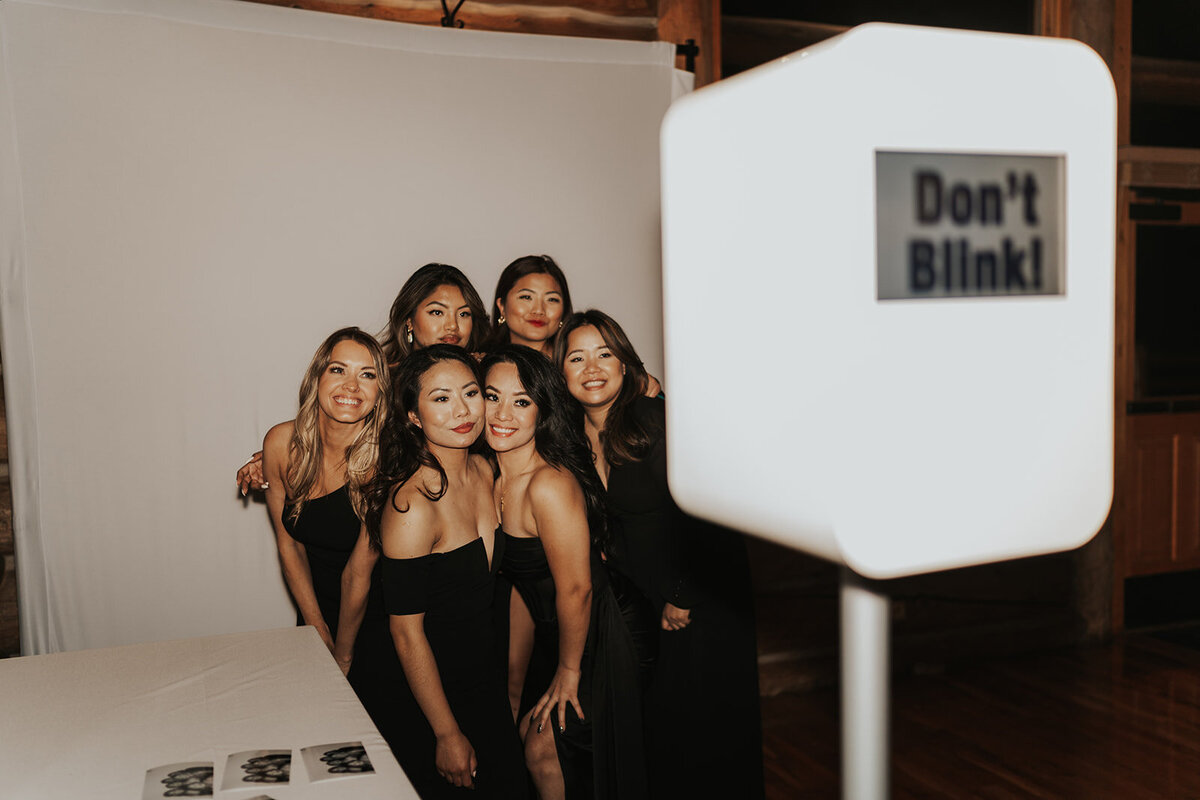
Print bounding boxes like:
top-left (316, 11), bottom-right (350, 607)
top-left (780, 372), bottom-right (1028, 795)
top-left (382, 536), bottom-right (528, 799)
top-left (501, 531), bottom-right (649, 800)
top-left (282, 486), bottom-right (403, 757)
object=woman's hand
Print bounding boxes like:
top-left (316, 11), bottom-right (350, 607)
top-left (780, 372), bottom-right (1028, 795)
top-left (237, 451), bottom-right (267, 496)
top-left (533, 665), bottom-right (583, 734)
top-left (661, 602), bottom-right (691, 631)
top-left (333, 647), bottom-right (353, 677)
top-left (435, 730), bottom-right (477, 788)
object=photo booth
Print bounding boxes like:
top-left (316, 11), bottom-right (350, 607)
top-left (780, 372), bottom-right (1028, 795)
top-left (661, 23), bottom-right (1117, 798)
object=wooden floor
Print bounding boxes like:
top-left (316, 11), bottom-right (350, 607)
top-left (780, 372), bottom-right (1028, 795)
top-left (761, 630), bottom-right (1200, 798)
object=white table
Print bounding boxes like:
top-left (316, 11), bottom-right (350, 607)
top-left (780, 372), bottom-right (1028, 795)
top-left (0, 626), bottom-right (416, 799)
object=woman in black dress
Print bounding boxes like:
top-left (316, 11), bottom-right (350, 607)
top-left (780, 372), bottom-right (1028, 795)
top-left (486, 257), bottom-right (660, 723)
top-left (483, 345), bottom-right (649, 800)
top-left (260, 328), bottom-right (402, 749)
top-left (556, 310), bottom-right (766, 800)
top-left (365, 345), bottom-right (526, 798)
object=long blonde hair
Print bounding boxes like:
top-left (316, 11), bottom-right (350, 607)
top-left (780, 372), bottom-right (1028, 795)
top-left (287, 327), bottom-right (389, 522)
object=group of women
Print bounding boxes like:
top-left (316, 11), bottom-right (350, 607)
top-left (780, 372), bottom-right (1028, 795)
top-left (241, 255), bottom-right (764, 799)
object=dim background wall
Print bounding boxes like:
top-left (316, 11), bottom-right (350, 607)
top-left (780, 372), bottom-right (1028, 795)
top-left (0, 0), bottom-right (681, 654)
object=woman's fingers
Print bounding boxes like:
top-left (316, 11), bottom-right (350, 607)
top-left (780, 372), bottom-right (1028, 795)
top-left (570, 693), bottom-right (584, 722)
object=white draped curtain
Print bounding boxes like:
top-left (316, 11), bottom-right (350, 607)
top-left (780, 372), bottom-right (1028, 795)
top-left (0, 0), bottom-right (686, 654)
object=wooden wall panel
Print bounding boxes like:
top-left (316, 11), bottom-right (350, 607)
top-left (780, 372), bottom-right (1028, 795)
top-left (1128, 431), bottom-right (1176, 571)
top-left (1124, 414), bottom-right (1200, 579)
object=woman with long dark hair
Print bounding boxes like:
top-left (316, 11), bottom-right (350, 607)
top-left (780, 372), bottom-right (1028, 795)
top-left (487, 255), bottom-right (571, 357)
top-left (483, 345), bottom-right (649, 800)
top-left (365, 345), bottom-right (526, 798)
top-left (260, 327), bottom-right (403, 751)
top-left (555, 310), bottom-right (765, 800)
top-left (378, 262), bottom-right (491, 365)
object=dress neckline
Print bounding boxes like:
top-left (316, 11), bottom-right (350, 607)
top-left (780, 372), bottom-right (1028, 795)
top-left (386, 535), bottom-right (492, 569)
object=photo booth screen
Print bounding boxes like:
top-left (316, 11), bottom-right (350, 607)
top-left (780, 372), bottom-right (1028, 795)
top-left (661, 24), bottom-right (1115, 578)
top-left (0, 0), bottom-right (685, 653)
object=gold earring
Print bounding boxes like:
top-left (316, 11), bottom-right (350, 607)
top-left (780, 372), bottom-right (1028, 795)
top-left (498, 315), bottom-right (506, 325)
top-left (558, 321), bottom-right (563, 329)
top-left (405, 325), bottom-right (413, 344)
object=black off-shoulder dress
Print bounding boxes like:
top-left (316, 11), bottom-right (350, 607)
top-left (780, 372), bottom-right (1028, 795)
top-left (382, 534), bottom-right (528, 799)
top-left (603, 396), bottom-right (765, 800)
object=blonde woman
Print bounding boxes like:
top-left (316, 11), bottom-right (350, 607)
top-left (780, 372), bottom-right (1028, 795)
top-left (261, 327), bottom-right (401, 750)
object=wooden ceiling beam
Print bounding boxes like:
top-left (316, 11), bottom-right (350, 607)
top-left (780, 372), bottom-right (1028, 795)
top-left (721, 16), bottom-right (845, 74)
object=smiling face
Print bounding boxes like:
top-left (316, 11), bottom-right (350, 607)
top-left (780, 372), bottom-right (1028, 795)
top-left (484, 362), bottom-right (539, 454)
top-left (497, 272), bottom-right (564, 350)
top-left (562, 324), bottom-right (625, 412)
top-left (409, 359), bottom-right (484, 449)
top-left (409, 283), bottom-right (474, 349)
top-left (317, 339), bottom-right (381, 426)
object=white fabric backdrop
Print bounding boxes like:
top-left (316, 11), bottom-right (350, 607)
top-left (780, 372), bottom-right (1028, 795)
top-left (0, 0), bottom-right (685, 654)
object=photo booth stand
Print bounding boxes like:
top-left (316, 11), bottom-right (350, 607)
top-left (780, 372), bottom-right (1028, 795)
top-left (661, 23), bottom-right (1117, 798)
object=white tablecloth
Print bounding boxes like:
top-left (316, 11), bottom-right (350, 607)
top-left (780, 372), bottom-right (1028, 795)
top-left (0, 626), bottom-right (416, 799)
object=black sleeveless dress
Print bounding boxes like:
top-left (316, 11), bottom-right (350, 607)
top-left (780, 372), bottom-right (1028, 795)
top-left (281, 486), bottom-right (403, 758)
top-left (382, 535), bottom-right (528, 799)
top-left (501, 531), bottom-right (649, 800)
top-left (603, 397), bottom-right (765, 800)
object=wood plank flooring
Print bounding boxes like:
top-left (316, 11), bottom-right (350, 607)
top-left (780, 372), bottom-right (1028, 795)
top-left (761, 632), bottom-right (1200, 798)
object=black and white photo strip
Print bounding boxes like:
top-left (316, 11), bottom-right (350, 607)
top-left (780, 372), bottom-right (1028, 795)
top-left (143, 741), bottom-right (372, 799)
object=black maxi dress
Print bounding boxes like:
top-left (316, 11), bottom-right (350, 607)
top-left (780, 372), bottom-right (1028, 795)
top-left (382, 534), bottom-right (528, 799)
top-left (603, 396), bottom-right (766, 800)
top-left (281, 486), bottom-right (404, 757)
top-left (500, 531), bottom-right (650, 800)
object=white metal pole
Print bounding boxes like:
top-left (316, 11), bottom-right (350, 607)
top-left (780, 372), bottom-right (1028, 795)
top-left (840, 567), bottom-right (890, 800)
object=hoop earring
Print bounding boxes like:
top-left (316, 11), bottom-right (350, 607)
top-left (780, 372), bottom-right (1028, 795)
top-left (405, 325), bottom-right (413, 345)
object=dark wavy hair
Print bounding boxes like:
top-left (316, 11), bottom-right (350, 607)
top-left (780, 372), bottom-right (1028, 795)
top-left (378, 263), bottom-right (491, 365)
top-left (481, 345), bottom-right (607, 548)
top-left (555, 309), bottom-right (659, 466)
top-left (486, 255), bottom-right (572, 350)
top-left (365, 344), bottom-right (482, 550)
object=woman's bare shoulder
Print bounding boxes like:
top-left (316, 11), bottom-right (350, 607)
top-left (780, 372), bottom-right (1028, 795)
top-left (527, 463), bottom-right (582, 508)
top-left (380, 474), bottom-right (439, 558)
top-left (263, 420), bottom-right (295, 451)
